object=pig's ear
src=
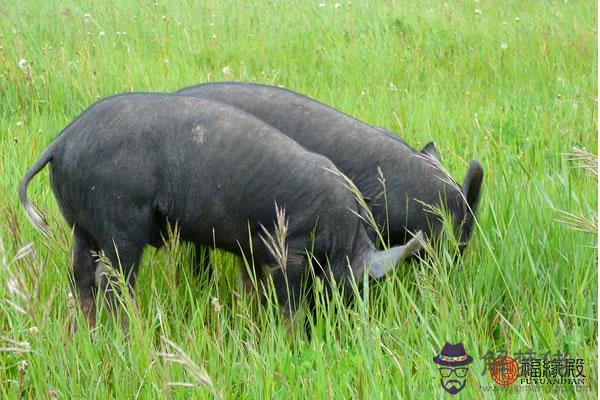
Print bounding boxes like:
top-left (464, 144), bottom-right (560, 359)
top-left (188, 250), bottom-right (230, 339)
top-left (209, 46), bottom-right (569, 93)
top-left (421, 141), bottom-right (441, 162)
top-left (462, 160), bottom-right (484, 212)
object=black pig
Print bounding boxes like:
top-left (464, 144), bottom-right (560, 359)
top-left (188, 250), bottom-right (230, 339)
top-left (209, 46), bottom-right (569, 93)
top-left (177, 82), bottom-right (484, 249)
top-left (19, 93), bottom-right (423, 327)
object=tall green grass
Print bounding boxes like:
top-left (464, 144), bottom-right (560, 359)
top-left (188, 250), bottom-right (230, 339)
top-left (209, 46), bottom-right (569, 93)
top-left (0, 1), bottom-right (597, 398)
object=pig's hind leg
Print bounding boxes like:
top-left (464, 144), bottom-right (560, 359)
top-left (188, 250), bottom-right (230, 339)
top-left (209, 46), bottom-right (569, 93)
top-left (71, 224), bottom-right (101, 332)
top-left (94, 235), bottom-right (145, 329)
top-left (93, 207), bottom-right (157, 327)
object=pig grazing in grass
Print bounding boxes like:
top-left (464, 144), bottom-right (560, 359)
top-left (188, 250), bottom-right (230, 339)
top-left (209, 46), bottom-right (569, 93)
top-left (177, 82), bottom-right (484, 250)
top-left (19, 93), bottom-right (423, 328)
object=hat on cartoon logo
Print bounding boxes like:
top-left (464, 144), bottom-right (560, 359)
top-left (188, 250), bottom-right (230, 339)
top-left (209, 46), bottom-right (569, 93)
top-left (433, 342), bottom-right (473, 395)
top-left (433, 342), bottom-right (473, 367)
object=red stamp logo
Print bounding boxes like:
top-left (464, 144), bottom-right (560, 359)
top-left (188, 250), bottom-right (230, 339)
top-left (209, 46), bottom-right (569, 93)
top-left (490, 356), bottom-right (519, 386)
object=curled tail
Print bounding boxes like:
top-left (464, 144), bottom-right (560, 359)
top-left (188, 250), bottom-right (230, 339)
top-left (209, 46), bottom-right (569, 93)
top-left (18, 145), bottom-right (55, 237)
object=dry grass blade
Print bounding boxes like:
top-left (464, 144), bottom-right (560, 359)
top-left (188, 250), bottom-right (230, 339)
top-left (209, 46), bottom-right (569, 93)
top-left (412, 149), bottom-right (442, 169)
top-left (12, 243), bottom-right (34, 264)
top-left (556, 147), bottom-right (598, 236)
top-left (555, 209), bottom-right (598, 236)
top-left (322, 166), bottom-right (387, 248)
top-left (158, 336), bottom-right (220, 398)
top-left (413, 151), bottom-right (462, 193)
top-left (166, 382), bottom-right (196, 388)
top-left (0, 336), bottom-right (31, 354)
top-left (2, 240), bottom-right (34, 317)
top-left (565, 147), bottom-right (598, 177)
top-left (259, 203), bottom-right (288, 271)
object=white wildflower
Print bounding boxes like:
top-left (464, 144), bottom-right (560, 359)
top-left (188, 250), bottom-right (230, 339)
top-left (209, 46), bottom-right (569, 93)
top-left (211, 297), bottom-right (221, 313)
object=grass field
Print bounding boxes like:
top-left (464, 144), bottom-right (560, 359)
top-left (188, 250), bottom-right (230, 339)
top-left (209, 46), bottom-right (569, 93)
top-left (0, 1), bottom-right (597, 398)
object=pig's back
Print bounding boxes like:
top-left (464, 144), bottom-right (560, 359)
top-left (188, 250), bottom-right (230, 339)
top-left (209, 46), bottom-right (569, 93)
top-left (51, 93), bottom-right (354, 250)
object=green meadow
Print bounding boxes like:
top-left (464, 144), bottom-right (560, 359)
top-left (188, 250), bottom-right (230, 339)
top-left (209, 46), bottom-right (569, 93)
top-left (0, 1), bottom-right (597, 398)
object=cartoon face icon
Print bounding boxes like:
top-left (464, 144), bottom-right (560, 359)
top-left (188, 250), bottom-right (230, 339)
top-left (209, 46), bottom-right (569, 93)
top-left (433, 342), bottom-right (473, 395)
top-left (438, 366), bottom-right (469, 394)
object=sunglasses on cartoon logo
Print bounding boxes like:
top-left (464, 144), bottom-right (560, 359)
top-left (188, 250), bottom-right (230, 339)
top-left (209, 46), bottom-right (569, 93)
top-left (439, 367), bottom-right (468, 378)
